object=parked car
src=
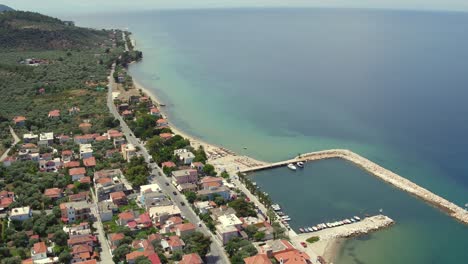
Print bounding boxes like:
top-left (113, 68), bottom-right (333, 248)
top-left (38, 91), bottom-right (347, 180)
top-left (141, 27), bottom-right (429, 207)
top-left (165, 182), bottom-right (169, 186)
top-left (180, 201), bottom-right (185, 206)
top-left (300, 242), bottom-right (307, 248)
top-left (172, 191), bottom-right (177, 195)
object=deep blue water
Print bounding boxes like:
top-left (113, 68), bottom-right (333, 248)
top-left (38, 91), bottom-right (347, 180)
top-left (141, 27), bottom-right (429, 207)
top-left (69, 8), bottom-right (468, 264)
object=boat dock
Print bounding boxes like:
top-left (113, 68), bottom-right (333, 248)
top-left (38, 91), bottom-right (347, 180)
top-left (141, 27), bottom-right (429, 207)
top-left (293, 214), bottom-right (394, 240)
top-left (241, 149), bottom-right (468, 225)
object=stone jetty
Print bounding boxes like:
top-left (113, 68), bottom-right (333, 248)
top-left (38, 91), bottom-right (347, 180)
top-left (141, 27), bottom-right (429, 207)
top-left (241, 149), bottom-right (468, 225)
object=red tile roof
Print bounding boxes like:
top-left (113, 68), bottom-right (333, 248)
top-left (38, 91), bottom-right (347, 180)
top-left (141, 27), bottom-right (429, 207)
top-left (156, 118), bottom-right (167, 124)
top-left (176, 223), bottom-right (196, 232)
top-left (109, 233), bottom-right (125, 242)
top-left (244, 254), bottom-right (272, 264)
top-left (69, 167), bottom-right (86, 176)
top-left (44, 188), bottom-right (62, 198)
top-left (48, 109), bottom-right (60, 117)
top-left (13, 116), bottom-right (26, 123)
top-left (118, 211), bottom-right (135, 220)
top-left (62, 150), bottom-right (73, 156)
top-left (273, 250), bottom-right (310, 264)
top-left (33, 242), bottom-right (47, 254)
top-left (95, 136), bottom-right (108, 141)
top-left (167, 235), bottom-right (184, 248)
top-left (162, 161), bottom-right (176, 168)
top-left (83, 157), bottom-right (96, 167)
top-left (126, 250), bottom-right (158, 262)
top-left (64, 161), bottom-right (81, 168)
top-left (110, 191), bottom-right (126, 200)
top-left (79, 123), bottom-right (92, 128)
top-left (79, 177), bottom-right (91, 184)
top-left (73, 260), bottom-right (97, 264)
top-left (159, 133), bottom-right (173, 139)
top-left (180, 253), bottom-right (204, 264)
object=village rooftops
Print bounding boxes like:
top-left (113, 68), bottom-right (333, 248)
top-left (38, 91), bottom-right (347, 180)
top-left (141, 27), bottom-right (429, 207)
top-left (69, 167), bottom-right (86, 176)
top-left (218, 214), bottom-right (242, 227)
top-left (33, 241), bottom-right (47, 254)
top-left (180, 253), bottom-right (204, 264)
top-left (39, 132), bottom-right (54, 141)
top-left (244, 254), bottom-right (272, 264)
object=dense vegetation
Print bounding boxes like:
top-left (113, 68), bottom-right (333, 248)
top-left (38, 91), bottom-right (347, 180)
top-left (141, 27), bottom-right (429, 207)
top-left (0, 11), bottom-right (111, 50)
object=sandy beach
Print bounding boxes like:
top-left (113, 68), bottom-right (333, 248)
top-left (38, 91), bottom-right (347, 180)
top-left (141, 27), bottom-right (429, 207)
top-left (133, 80), bottom-right (268, 173)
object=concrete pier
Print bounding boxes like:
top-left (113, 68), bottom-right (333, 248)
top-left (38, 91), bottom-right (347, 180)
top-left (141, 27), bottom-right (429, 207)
top-left (242, 149), bottom-right (468, 225)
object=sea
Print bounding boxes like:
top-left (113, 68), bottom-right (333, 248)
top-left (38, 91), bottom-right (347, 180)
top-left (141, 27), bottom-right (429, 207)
top-left (69, 8), bottom-right (468, 263)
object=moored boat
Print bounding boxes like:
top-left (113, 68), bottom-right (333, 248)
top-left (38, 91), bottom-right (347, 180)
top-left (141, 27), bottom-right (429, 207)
top-left (296, 161), bottom-right (304, 168)
top-left (287, 163), bottom-right (297, 170)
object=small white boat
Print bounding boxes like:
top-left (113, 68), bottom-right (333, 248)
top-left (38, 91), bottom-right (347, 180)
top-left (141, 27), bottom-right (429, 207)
top-left (313, 227), bottom-right (318, 231)
top-left (299, 228), bottom-right (305, 233)
top-left (287, 163), bottom-right (297, 170)
top-left (354, 216), bottom-right (361, 221)
top-left (296, 161), bottom-right (304, 168)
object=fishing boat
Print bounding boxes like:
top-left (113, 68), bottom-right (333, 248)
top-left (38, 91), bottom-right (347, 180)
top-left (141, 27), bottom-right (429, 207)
top-left (354, 216), bottom-right (361, 221)
top-left (296, 161), bottom-right (304, 168)
top-left (287, 163), bottom-right (297, 170)
top-left (313, 227), bottom-right (318, 231)
top-left (299, 228), bottom-right (305, 233)
top-left (308, 227), bottom-right (314, 232)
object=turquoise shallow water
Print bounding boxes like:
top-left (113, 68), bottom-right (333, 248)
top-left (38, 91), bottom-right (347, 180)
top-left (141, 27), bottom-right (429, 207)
top-left (69, 8), bottom-right (468, 264)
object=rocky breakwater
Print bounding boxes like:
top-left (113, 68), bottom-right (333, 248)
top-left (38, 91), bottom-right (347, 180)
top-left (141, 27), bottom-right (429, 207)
top-left (299, 149), bottom-right (468, 225)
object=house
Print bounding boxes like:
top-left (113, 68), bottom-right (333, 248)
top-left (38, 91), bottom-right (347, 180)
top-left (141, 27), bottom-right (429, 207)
top-left (210, 206), bottom-right (237, 221)
top-left (79, 144), bottom-right (93, 159)
top-left (31, 242), bottom-right (47, 261)
top-left (122, 110), bottom-right (133, 118)
top-left (48, 109), bottom-right (60, 118)
top-left (44, 188), bottom-right (63, 200)
top-left (9, 206), bottom-right (32, 221)
top-left (159, 133), bottom-right (173, 140)
top-left (149, 205), bottom-right (182, 225)
top-left (122, 144), bottom-right (137, 162)
top-left (161, 161), bottom-right (176, 169)
top-left (178, 152), bottom-right (195, 165)
top-left (23, 133), bottom-right (38, 143)
top-left (118, 103), bottom-right (129, 112)
top-left (79, 123), bottom-right (92, 132)
top-left (62, 150), bottom-right (74, 162)
top-left (131, 238), bottom-right (154, 252)
top-left (58, 134), bottom-right (71, 144)
top-left (175, 223), bottom-right (196, 237)
top-left (74, 134), bottom-right (96, 144)
top-left (126, 250), bottom-right (161, 264)
top-left (118, 211), bottom-right (136, 226)
top-left (69, 192), bottom-right (90, 202)
top-left (197, 186), bottom-right (230, 201)
top-left (172, 169), bottom-right (198, 185)
top-left (71, 244), bottom-right (95, 263)
top-left (160, 216), bottom-right (184, 233)
top-left (177, 183), bottom-right (198, 192)
top-left (38, 132), bottom-right (54, 147)
top-left (69, 106), bottom-right (81, 115)
top-left (83, 156), bottom-right (96, 168)
top-left (108, 233), bottom-right (125, 249)
top-left (0, 190), bottom-right (14, 210)
top-left (180, 253), bottom-right (204, 264)
top-left (156, 118), bottom-right (168, 127)
top-left (161, 236), bottom-right (185, 252)
top-left (97, 201), bottom-right (117, 222)
top-left (39, 158), bottom-right (61, 172)
top-left (191, 162), bottom-right (204, 172)
top-left (70, 167), bottom-right (86, 181)
top-left (60, 201), bottom-right (92, 223)
top-left (110, 191), bottom-right (127, 206)
top-left (2, 156), bottom-right (16, 167)
top-left (65, 161), bottom-right (81, 169)
top-left (95, 135), bottom-right (108, 142)
top-left (194, 201), bottom-right (213, 215)
top-left (244, 254), bottom-right (272, 264)
top-left (215, 214), bottom-right (242, 244)
top-left (200, 176), bottom-right (223, 189)
top-left (273, 249), bottom-right (311, 264)
top-left (107, 129), bottom-right (124, 140)
top-left (67, 234), bottom-right (97, 247)
top-left (142, 192), bottom-right (171, 211)
top-left (13, 116), bottom-right (27, 126)
top-left (129, 95), bottom-right (141, 104)
top-left (64, 222), bottom-right (92, 236)
top-left (149, 107), bottom-right (160, 116)
top-left (94, 169), bottom-right (125, 201)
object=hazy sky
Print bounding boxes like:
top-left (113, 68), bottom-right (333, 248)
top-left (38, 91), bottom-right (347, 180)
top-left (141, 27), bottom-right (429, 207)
top-left (3, 0), bottom-right (468, 15)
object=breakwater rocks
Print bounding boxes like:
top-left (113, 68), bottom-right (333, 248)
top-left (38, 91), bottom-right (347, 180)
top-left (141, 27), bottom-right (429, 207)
top-left (300, 149), bottom-right (468, 225)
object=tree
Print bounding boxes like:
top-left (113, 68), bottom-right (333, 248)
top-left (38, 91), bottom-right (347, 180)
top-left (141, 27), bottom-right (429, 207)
top-left (202, 164), bottom-right (216, 176)
top-left (184, 191), bottom-right (197, 204)
top-left (220, 171), bottom-right (229, 179)
top-left (182, 231), bottom-right (212, 258)
top-left (254, 231), bottom-right (265, 241)
top-left (272, 222), bottom-right (287, 239)
top-left (112, 244), bottom-right (131, 263)
top-left (58, 251), bottom-right (72, 264)
top-left (228, 199), bottom-right (256, 217)
top-left (135, 256), bottom-right (152, 264)
top-left (53, 230), bottom-right (69, 247)
top-left (171, 250), bottom-right (183, 261)
top-left (244, 225), bottom-right (258, 239)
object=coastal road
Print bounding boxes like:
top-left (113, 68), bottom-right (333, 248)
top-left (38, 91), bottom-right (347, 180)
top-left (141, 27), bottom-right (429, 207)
top-left (0, 126), bottom-right (20, 162)
top-left (106, 66), bottom-right (229, 264)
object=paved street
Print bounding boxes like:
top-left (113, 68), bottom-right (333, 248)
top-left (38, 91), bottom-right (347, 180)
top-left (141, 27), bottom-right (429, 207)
top-left (106, 66), bottom-right (229, 264)
top-left (90, 190), bottom-right (114, 264)
top-left (0, 126), bottom-right (20, 162)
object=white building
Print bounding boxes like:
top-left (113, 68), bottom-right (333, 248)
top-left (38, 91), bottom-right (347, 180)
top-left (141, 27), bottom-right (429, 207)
top-left (178, 152), bottom-right (195, 165)
top-left (194, 201), bottom-right (213, 214)
top-left (79, 144), bottom-right (93, 159)
top-left (216, 214), bottom-right (242, 245)
top-left (23, 133), bottom-right (38, 143)
top-left (9, 206), bottom-right (32, 221)
top-left (122, 144), bottom-right (137, 162)
top-left (38, 132), bottom-right (54, 146)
